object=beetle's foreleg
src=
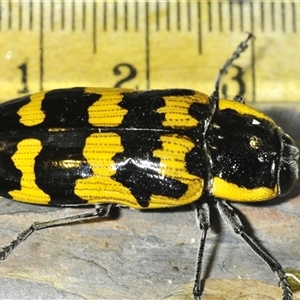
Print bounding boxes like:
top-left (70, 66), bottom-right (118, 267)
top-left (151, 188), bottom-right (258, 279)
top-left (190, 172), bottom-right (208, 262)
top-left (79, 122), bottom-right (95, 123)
top-left (193, 201), bottom-right (210, 300)
top-left (0, 204), bottom-right (112, 261)
top-left (216, 200), bottom-right (293, 300)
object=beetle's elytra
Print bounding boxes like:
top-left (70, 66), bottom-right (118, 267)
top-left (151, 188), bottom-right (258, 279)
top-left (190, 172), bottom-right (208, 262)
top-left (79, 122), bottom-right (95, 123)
top-left (0, 34), bottom-right (298, 300)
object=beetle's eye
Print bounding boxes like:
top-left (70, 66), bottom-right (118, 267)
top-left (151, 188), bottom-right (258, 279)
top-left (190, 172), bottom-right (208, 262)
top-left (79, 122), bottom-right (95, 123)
top-left (279, 162), bottom-right (297, 196)
top-left (278, 133), bottom-right (299, 197)
top-left (282, 133), bottom-right (296, 148)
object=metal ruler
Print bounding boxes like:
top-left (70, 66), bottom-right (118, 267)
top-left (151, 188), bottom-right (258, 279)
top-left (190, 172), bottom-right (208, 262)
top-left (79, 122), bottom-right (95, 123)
top-left (0, 0), bottom-right (299, 104)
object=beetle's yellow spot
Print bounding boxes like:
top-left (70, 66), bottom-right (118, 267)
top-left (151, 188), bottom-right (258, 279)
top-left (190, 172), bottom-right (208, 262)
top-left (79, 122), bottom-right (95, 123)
top-left (85, 87), bottom-right (134, 127)
top-left (159, 91), bottom-right (209, 128)
top-left (17, 92), bottom-right (47, 126)
top-left (9, 139), bottom-right (50, 203)
top-left (75, 132), bottom-right (139, 207)
top-left (212, 177), bottom-right (277, 202)
top-left (219, 99), bottom-right (276, 125)
top-left (151, 134), bottom-right (204, 208)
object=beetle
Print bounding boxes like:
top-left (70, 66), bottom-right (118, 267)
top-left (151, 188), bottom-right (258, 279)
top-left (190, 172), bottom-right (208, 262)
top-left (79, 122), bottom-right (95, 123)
top-left (0, 34), bottom-right (298, 300)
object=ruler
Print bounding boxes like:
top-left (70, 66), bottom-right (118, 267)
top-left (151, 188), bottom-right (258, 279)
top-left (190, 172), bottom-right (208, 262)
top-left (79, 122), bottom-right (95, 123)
top-left (0, 0), bottom-right (299, 104)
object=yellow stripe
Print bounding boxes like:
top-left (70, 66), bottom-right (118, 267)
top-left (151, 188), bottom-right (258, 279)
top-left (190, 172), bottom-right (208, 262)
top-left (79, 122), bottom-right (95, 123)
top-left (158, 91), bottom-right (209, 128)
top-left (17, 92), bottom-right (47, 126)
top-left (219, 99), bottom-right (276, 125)
top-left (75, 132), bottom-right (139, 207)
top-left (212, 177), bottom-right (277, 202)
top-left (9, 139), bottom-right (51, 203)
top-left (150, 134), bottom-right (204, 208)
top-left (85, 87), bottom-right (134, 127)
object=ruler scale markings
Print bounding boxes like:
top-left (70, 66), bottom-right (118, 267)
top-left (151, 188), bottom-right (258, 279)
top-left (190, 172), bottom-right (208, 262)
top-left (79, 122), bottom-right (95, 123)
top-left (50, 0), bottom-right (54, 31)
top-left (260, 2), bottom-right (264, 32)
top-left (0, 1), bottom-right (299, 101)
top-left (290, 2), bottom-right (294, 32)
top-left (292, 2), bottom-right (296, 32)
top-left (121, 1), bottom-right (123, 31)
top-left (134, 1), bottom-right (138, 31)
top-left (155, 1), bottom-right (159, 31)
top-left (177, 1), bottom-right (180, 31)
top-left (197, 1), bottom-right (202, 54)
top-left (5, 1), bottom-right (7, 29)
top-left (218, 1), bottom-right (222, 32)
top-left (208, 1), bottom-right (212, 31)
top-left (82, 0), bottom-right (86, 31)
top-left (187, 1), bottom-right (191, 31)
top-left (116, 1), bottom-right (119, 31)
top-left (167, 1), bottom-right (170, 31)
top-left (288, 2), bottom-right (293, 33)
top-left (18, 0), bottom-right (22, 31)
top-left (72, 0), bottom-right (75, 31)
top-left (271, 2), bottom-right (275, 31)
top-left (114, 1), bottom-right (117, 31)
top-left (281, 2), bottom-right (285, 33)
top-left (239, 1), bottom-right (244, 32)
top-left (61, 0), bottom-right (65, 30)
top-left (93, 1), bottom-right (97, 54)
top-left (229, 1), bottom-right (233, 32)
top-left (29, 0), bottom-right (33, 30)
top-left (124, 1), bottom-right (128, 31)
top-left (103, 1), bottom-right (107, 31)
top-left (145, 1), bottom-right (150, 89)
top-left (39, 0), bottom-right (44, 92)
top-left (250, 1), bottom-right (255, 103)
top-left (0, 0), bottom-right (2, 31)
top-left (18, 1), bottom-right (20, 30)
top-left (8, 0), bottom-right (11, 30)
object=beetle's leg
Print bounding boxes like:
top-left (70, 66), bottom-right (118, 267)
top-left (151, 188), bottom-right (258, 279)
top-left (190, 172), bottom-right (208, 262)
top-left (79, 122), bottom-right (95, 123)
top-left (193, 201), bottom-right (210, 300)
top-left (216, 200), bottom-right (293, 300)
top-left (0, 204), bottom-right (112, 261)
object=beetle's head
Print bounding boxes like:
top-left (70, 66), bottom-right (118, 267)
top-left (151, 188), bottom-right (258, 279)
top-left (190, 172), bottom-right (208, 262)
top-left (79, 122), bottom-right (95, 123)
top-left (278, 133), bottom-right (299, 196)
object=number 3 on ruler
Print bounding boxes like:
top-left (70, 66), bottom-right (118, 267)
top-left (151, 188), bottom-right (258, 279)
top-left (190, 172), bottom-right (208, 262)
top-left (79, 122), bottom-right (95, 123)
top-left (221, 64), bottom-right (246, 99)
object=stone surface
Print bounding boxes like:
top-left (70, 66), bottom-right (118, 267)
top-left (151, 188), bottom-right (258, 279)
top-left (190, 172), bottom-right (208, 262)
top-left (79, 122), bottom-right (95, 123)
top-left (0, 189), bottom-right (299, 299)
top-left (163, 279), bottom-right (300, 300)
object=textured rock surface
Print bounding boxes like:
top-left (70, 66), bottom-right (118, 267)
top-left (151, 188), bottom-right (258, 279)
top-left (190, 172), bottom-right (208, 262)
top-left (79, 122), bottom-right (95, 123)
top-left (163, 279), bottom-right (300, 300)
top-left (0, 189), bottom-right (299, 300)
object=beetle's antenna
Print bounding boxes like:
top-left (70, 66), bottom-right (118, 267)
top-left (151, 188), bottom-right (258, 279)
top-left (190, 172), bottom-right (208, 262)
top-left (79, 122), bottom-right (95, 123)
top-left (214, 33), bottom-right (255, 98)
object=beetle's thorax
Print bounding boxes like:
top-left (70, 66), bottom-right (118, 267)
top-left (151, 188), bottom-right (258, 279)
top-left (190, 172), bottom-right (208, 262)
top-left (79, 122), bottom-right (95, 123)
top-left (205, 99), bottom-right (284, 202)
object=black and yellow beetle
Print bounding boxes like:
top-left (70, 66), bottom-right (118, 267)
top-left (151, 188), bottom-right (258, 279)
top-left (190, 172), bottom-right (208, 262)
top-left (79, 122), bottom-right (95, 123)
top-left (0, 34), bottom-right (298, 300)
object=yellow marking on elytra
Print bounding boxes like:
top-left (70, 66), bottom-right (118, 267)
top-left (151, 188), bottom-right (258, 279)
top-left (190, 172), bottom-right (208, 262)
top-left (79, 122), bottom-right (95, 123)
top-left (212, 177), bottom-right (277, 202)
top-left (219, 99), bottom-right (276, 125)
top-left (9, 139), bottom-right (50, 203)
top-left (17, 91), bottom-right (47, 126)
top-left (85, 87), bottom-right (134, 127)
top-left (158, 91), bottom-right (209, 128)
top-left (151, 134), bottom-right (204, 207)
top-left (75, 132), bottom-right (139, 207)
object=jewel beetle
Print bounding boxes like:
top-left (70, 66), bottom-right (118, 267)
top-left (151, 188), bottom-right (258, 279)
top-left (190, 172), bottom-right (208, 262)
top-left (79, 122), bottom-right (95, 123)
top-left (0, 34), bottom-right (298, 300)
